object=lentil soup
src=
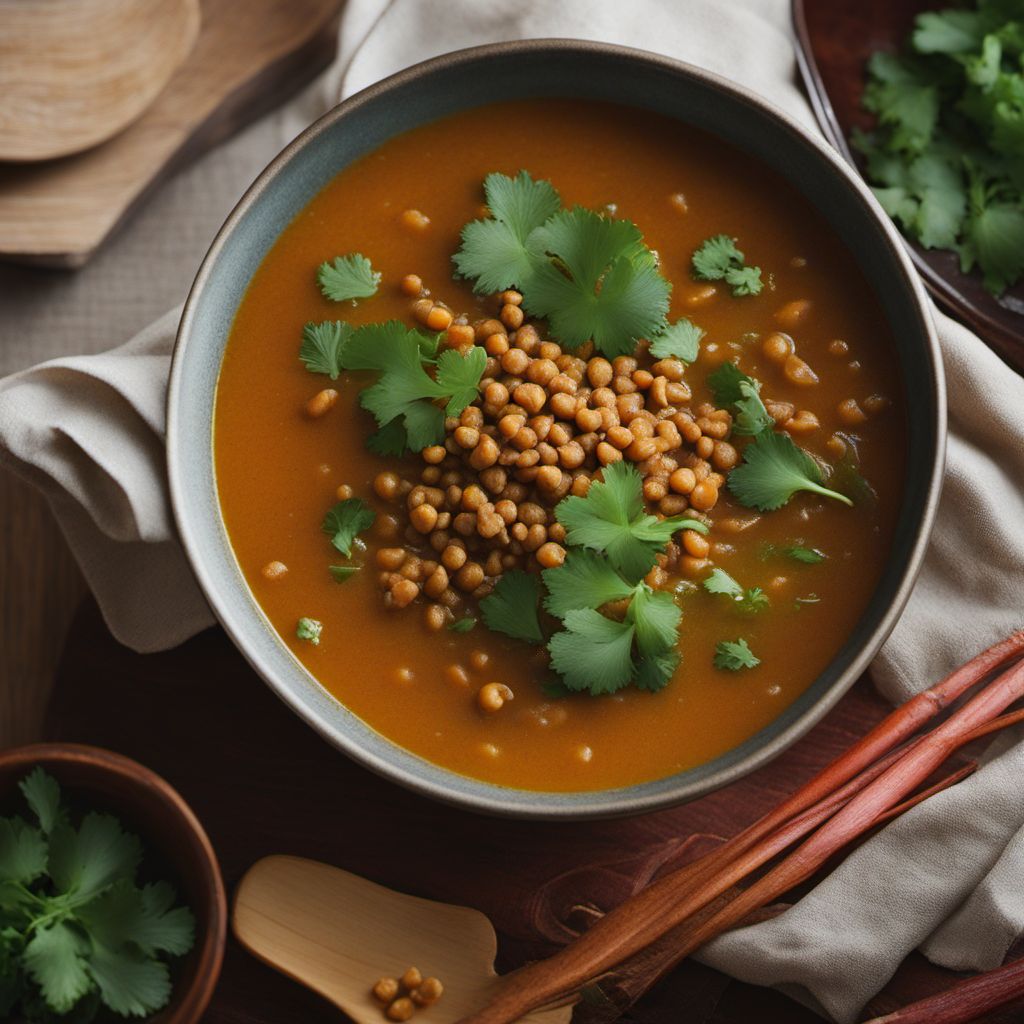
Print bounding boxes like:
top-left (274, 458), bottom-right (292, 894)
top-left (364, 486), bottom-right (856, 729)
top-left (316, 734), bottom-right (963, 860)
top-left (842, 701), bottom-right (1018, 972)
top-left (214, 98), bottom-right (906, 792)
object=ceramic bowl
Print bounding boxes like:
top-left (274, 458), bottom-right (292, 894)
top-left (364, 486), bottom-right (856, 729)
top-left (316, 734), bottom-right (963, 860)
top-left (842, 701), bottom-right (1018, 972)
top-left (0, 743), bottom-right (227, 1022)
top-left (168, 40), bottom-right (944, 819)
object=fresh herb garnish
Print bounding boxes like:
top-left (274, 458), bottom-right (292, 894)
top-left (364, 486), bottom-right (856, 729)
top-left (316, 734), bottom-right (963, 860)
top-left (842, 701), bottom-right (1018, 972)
top-left (524, 207), bottom-right (671, 357)
top-left (453, 171), bottom-right (671, 357)
top-left (649, 317), bottom-right (704, 362)
top-left (321, 497), bottom-right (375, 557)
top-left (691, 235), bottom-right (764, 297)
top-left (728, 431), bottom-right (853, 511)
top-left (703, 568), bottom-right (770, 612)
top-left (542, 549), bottom-right (635, 617)
top-left (784, 546), bottom-right (827, 564)
top-left (296, 618), bottom-right (322, 645)
top-left (300, 321), bottom-right (352, 379)
top-left (706, 362), bottom-right (774, 436)
top-left (453, 170), bottom-right (561, 294)
top-left (329, 565), bottom-right (359, 583)
top-left (853, 2), bottom-right (1024, 294)
top-left (479, 571), bottom-right (544, 643)
top-left (448, 617), bottom-right (477, 633)
top-left (339, 321), bottom-right (486, 451)
top-left (713, 638), bottom-right (761, 671)
top-left (316, 253), bottom-right (381, 302)
top-left (556, 461), bottom-right (708, 582)
top-left (0, 769), bottom-right (194, 1022)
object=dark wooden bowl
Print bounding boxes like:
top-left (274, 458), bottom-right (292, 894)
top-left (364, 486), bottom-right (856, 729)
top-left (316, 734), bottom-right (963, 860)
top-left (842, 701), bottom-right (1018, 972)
top-left (793, 0), bottom-right (1024, 374)
top-left (0, 743), bottom-right (227, 1024)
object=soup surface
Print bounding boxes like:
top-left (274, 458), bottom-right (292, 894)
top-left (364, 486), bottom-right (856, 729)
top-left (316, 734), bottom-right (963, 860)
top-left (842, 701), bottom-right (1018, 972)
top-left (214, 98), bottom-right (906, 792)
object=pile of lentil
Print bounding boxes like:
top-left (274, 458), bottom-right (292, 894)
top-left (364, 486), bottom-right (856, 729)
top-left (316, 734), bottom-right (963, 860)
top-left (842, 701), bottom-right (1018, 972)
top-left (369, 276), bottom-right (760, 633)
top-left (372, 966), bottom-right (443, 1021)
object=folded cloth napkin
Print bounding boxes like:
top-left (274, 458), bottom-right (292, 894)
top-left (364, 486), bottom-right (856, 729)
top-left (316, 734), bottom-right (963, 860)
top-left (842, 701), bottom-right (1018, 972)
top-left (2, 0), bottom-right (1024, 1019)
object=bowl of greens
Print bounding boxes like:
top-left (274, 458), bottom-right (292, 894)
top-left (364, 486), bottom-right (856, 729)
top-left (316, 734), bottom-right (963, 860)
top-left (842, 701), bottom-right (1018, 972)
top-left (0, 744), bottom-right (226, 1024)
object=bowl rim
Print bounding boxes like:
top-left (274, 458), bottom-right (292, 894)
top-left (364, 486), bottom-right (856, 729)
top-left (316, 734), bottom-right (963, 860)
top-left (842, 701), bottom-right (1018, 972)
top-left (0, 742), bottom-right (227, 1024)
top-left (168, 38), bottom-right (946, 819)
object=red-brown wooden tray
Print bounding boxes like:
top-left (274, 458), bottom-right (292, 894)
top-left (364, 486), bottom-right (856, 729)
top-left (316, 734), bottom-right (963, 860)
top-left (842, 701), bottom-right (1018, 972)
top-left (42, 601), bottom-right (1023, 1023)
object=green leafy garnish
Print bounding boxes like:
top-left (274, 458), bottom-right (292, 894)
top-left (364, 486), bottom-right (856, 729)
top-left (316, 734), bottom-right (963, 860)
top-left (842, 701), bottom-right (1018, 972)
top-left (300, 321), bottom-right (352, 379)
top-left (691, 235), bottom-right (764, 297)
top-left (321, 497), bottom-right (375, 557)
top-left (329, 565), bottom-right (359, 583)
top-left (0, 769), bottom-right (194, 1022)
top-left (703, 568), bottom-right (770, 612)
top-left (649, 317), bottom-right (704, 362)
top-left (853, 2), bottom-right (1024, 294)
top-left (524, 207), bottom-right (671, 357)
top-left (555, 461), bottom-right (708, 582)
top-left (727, 431), bottom-right (853, 511)
top-left (706, 362), bottom-right (774, 436)
top-left (453, 171), bottom-right (561, 294)
top-left (448, 617), bottom-right (477, 633)
top-left (296, 617), bottom-right (322, 645)
top-left (543, 549), bottom-right (634, 618)
top-left (785, 546), bottom-right (826, 564)
top-left (713, 638), bottom-right (761, 671)
top-left (480, 571), bottom-right (544, 643)
top-left (339, 321), bottom-right (485, 451)
top-left (316, 253), bottom-right (380, 302)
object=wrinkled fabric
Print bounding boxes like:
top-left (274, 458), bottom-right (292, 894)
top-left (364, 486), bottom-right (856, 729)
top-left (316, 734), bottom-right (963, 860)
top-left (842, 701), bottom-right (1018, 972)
top-left (1, 1), bottom-right (1023, 1019)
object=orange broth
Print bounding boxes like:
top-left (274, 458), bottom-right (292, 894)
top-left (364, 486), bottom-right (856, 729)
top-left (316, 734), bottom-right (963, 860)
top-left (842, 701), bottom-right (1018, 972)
top-left (214, 99), bottom-right (906, 791)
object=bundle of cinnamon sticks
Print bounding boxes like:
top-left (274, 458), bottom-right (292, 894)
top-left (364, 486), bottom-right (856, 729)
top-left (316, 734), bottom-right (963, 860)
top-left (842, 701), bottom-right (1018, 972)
top-left (458, 630), bottom-right (1024, 1024)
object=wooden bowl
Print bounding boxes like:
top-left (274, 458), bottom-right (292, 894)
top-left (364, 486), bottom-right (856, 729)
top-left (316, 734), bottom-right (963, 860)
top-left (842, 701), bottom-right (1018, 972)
top-left (0, 743), bottom-right (227, 1024)
top-left (0, 0), bottom-right (200, 162)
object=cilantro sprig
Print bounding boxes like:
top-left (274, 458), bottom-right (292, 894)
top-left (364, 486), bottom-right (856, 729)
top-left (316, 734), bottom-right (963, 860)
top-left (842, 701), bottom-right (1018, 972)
top-left (649, 317), bottom-right (704, 362)
top-left (300, 321), bottom-right (352, 379)
top-left (853, 1), bottom-right (1024, 294)
top-left (317, 253), bottom-right (380, 302)
top-left (691, 235), bottom-right (764, 297)
top-left (0, 769), bottom-right (194, 1022)
top-left (714, 638), bottom-right (761, 671)
top-left (322, 497), bottom-right (375, 557)
top-left (706, 362), bottom-right (774, 436)
top-left (728, 431), bottom-right (853, 511)
top-left (453, 171), bottom-right (671, 358)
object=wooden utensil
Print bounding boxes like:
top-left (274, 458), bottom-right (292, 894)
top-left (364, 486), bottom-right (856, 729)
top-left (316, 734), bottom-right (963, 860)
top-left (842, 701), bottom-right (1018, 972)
top-left (233, 855), bottom-right (572, 1024)
top-left (792, 0), bottom-right (1024, 374)
top-left (0, 0), bottom-right (342, 268)
top-left (0, 0), bottom-right (200, 162)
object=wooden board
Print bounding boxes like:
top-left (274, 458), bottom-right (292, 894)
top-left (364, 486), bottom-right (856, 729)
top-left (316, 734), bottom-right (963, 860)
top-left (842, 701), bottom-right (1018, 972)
top-left (0, 0), bottom-right (342, 268)
top-left (43, 601), bottom-right (1024, 1023)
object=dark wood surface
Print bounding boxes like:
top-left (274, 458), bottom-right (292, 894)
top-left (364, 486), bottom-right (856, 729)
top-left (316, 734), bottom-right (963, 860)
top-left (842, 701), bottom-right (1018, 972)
top-left (39, 600), bottom-right (1023, 1023)
top-left (792, 0), bottom-right (1024, 374)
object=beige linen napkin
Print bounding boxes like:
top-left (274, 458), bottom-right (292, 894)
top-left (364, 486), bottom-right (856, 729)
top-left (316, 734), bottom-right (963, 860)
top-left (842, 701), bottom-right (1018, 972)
top-left (2, 1), bottom-right (1024, 1019)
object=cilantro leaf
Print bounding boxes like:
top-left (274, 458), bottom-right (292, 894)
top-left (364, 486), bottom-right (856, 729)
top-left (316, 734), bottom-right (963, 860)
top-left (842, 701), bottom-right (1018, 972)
top-left (480, 571), bottom-right (544, 643)
top-left (714, 638), bottom-right (760, 671)
top-left (0, 819), bottom-right (47, 885)
top-left (785, 545), bottom-right (826, 564)
top-left (48, 815), bottom-right (141, 903)
top-left (19, 769), bottom-right (62, 836)
top-left (434, 346), bottom-right (487, 417)
top-left (649, 318), bottom-right (704, 362)
top-left (548, 609), bottom-right (636, 694)
top-left (524, 207), bottom-right (671, 357)
top-left (365, 418), bottom-right (408, 457)
top-left (88, 942), bottom-right (171, 1018)
top-left (913, 9), bottom-right (987, 53)
top-left (635, 650), bottom-right (680, 692)
top-left (321, 497), bottom-right (375, 557)
top-left (542, 550), bottom-right (635, 618)
top-left (703, 568), bottom-right (769, 612)
top-left (706, 362), bottom-right (773, 436)
top-left (24, 922), bottom-right (90, 1013)
top-left (627, 585), bottom-right (681, 656)
top-left (296, 618), bottom-right (322, 645)
top-left (340, 321), bottom-right (483, 451)
top-left (300, 321), bottom-right (352, 379)
top-left (448, 618), bottom-right (476, 633)
top-left (79, 880), bottom-right (194, 958)
top-left (329, 565), bottom-right (359, 583)
top-left (691, 235), bottom-right (763, 297)
top-left (316, 253), bottom-right (380, 302)
top-left (863, 52), bottom-right (939, 153)
top-left (555, 461), bottom-right (707, 582)
top-left (965, 200), bottom-right (1024, 294)
top-left (453, 171), bottom-right (561, 293)
top-left (727, 431), bottom-right (853, 511)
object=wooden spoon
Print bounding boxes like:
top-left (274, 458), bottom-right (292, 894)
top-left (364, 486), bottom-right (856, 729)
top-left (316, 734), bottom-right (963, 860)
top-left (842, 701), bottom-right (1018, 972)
top-left (0, 0), bottom-right (200, 162)
top-left (233, 855), bottom-right (572, 1024)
